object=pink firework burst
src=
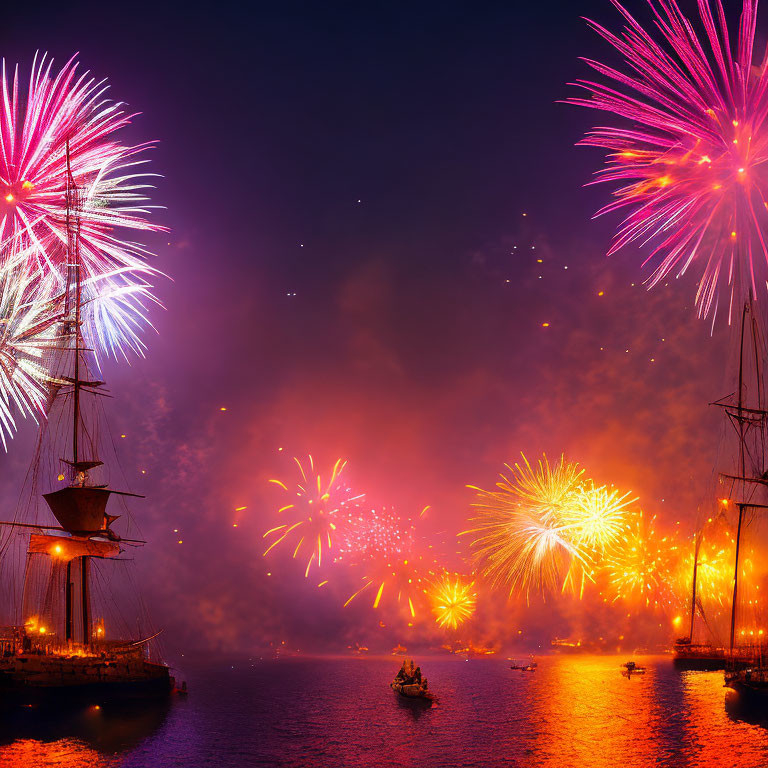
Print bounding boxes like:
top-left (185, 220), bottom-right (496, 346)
top-left (0, 53), bottom-right (164, 357)
top-left (570, 0), bottom-right (768, 321)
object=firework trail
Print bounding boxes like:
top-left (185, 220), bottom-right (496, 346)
top-left (428, 573), bottom-right (477, 630)
top-left (263, 456), bottom-right (364, 577)
top-left (0, 53), bottom-right (164, 357)
top-left (570, 0), bottom-right (768, 321)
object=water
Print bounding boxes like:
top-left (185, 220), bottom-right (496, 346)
top-left (3, 655), bottom-right (768, 767)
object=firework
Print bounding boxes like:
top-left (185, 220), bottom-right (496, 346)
top-left (677, 536), bottom-right (732, 608)
top-left (0, 263), bottom-right (65, 447)
top-left (343, 505), bottom-right (438, 620)
top-left (571, 0), bottom-right (768, 320)
top-left (604, 511), bottom-right (677, 608)
top-left (335, 504), bottom-right (409, 564)
top-left (429, 573), bottom-right (477, 630)
top-left (0, 54), bottom-right (164, 356)
top-left (564, 482), bottom-right (636, 554)
top-left (464, 454), bottom-right (592, 598)
top-left (263, 456), bottom-right (363, 577)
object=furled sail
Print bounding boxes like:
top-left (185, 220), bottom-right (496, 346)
top-left (28, 533), bottom-right (120, 561)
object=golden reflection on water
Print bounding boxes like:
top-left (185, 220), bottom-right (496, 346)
top-left (0, 699), bottom-right (170, 768)
top-left (682, 666), bottom-right (768, 766)
top-left (525, 655), bottom-right (666, 767)
top-left (9, 659), bottom-right (768, 767)
top-left (0, 738), bottom-right (117, 768)
top-left (526, 655), bottom-right (768, 768)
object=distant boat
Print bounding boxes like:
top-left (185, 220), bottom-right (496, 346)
top-left (621, 661), bottom-right (647, 677)
top-left (510, 657), bottom-right (537, 672)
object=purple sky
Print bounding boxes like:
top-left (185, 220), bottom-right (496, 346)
top-left (0, 0), bottom-right (746, 656)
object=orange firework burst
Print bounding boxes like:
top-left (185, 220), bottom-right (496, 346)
top-left (263, 456), bottom-right (363, 577)
top-left (429, 574), bottom-right (477, 630)
top-left (675, 533), bottom-right (732, 609)
top-left (604, 511), bottom-right (677, 609)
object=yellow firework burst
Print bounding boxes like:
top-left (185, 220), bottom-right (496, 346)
top-left (429, 574), bottom-right (477, 630)
top-left (463, 454), bottom-right (592, 599)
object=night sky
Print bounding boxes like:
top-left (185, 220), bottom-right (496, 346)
top-left (0, 1), bottom-right (740, 655)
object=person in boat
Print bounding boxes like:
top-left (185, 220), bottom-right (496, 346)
top-left (414, 666), bottom-right (422, 684)
top-left (421, 678), bottom-right (429, 692)
top-left (395, 662), bottom-right (407, 682)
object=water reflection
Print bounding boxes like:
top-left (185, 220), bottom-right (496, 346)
top-left (0, 697), bottom-right (173, 767)
top-left (392, 690), bottom-right (435, 720)
top-left (527, 655), bottom-right (668, 767)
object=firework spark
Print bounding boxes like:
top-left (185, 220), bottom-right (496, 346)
top-left (565, 482), bottom-right (636, 553)
top-left (0, 54), bottom-right (164, 357)
top-left (464, 454), bottom-right (593, 599)
top-left (263, 456), bottom-right (363, 577)
top-left (335, 504), bottom-right (409, 564)
top-left (605, 511), bottom-right (677, 608)
top-left (429, 574), bottom-right (477, 630)
top-left (571, 0), bottom-right (768, 320)
top-left (343, 506), bottom-right (438, 620)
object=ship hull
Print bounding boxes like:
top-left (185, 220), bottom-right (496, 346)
top-left (673, 654), bottom-right (729, 671)
top-left (0, 655), bottom-right (173, 705)
top-left (0, 673), bottom-right (173, 706)
top-left (725, 680), bottom-right (768, 701)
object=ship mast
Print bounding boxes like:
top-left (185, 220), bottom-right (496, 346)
top-left (64, 140), bottom-right (90, 646)
top-left (65, 140), bottom-right (82, 470)
top-left (4, 143), bottom-right (145, 653)
top-left (688, 531), bottom-right (701, 642)
top-left (713, 298), bottom-right (768, 656)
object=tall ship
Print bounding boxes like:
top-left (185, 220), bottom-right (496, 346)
top-left (676, 299), bottom-right (767, 673)
top-left (703, 298), bottom-right (768, 697)
top-left (0, 146), bottom-right (174, 702)
top-left (673, 527), bottom-right (731, 670)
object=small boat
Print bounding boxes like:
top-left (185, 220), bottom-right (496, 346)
top-left (390, 680), bottom-right (435, 700)
top-left (510, 657), bottom-right (537, 671)
top-left (621, 661), bottom-right (647, 677)
top-left (390, 659), bottom-right (434, 701)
